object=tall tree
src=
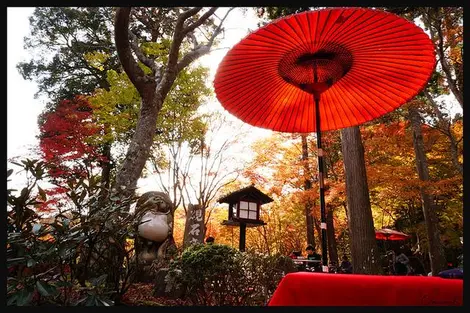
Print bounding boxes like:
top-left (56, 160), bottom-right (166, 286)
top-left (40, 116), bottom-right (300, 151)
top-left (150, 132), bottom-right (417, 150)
top-left (326, 208), bottom-right (339, 266)
top-left (150, 112), bottom-right (244, 243)
top-left (113, 7), bottom-right (234, 200)
top-left (408, 103), bottom-right (447, 275)
top-left (341, 127), bottom-right (382, 274)
top-left (362, 117), bottom-right (462, 272)
top-left (90, 51), bottom-right (213, 202)
top-left (381, 7), bottom-right (462, 271)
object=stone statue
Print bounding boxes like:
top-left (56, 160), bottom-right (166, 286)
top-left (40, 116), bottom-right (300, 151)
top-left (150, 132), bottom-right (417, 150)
top-left (134, 191), bottom-right (174, 266)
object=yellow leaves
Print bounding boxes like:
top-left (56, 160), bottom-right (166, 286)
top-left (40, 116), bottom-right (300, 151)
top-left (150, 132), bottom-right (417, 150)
top-left (451, 120), bottom-right (463, 138)
top-left (83, 51), bottom-right (109, 71)
top-left (38, 233), bottom-right (55, 242)
top-left (140, 41), bottom-right (168, 58)
top-left (448, 46), bottom-right (462, 65)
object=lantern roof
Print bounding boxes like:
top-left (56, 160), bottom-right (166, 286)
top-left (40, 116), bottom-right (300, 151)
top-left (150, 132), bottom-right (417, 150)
top-left (217, 185), bottom-right (274, 205)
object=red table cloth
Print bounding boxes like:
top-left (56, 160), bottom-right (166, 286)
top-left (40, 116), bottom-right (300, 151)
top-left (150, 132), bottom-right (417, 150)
top-left (268, 272), bottom-right (462, 306)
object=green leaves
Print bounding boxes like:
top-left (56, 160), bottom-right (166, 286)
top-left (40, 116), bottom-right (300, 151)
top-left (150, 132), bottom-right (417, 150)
top-left (17, 7), bottom-right (118, 102)
top-left (7, 157), bottom-right (140, 306)
top-left (36, 280), bottom-right (58, 297)
top-left (37, 186), bottom-right (47, 201)
top-left (9, 288), bottom-right (34, 306)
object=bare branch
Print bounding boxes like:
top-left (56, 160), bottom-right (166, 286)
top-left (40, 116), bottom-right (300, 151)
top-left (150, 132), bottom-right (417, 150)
top-left (430, 13), bottom-right (463, 107)
top-left (165, 8), bottom-right (204, 78)
top-left (182, 7), bottom-right (218, 35)
top-left (178, 7), bottom-right (203, 21)
top-left (187, 32), bottom-right (199, 50)
top-left (208, 7), bottom-right (235, 43)
top-left (176, 46), bottom-right (211, 75)
top-left (114, 7), bottom-right (151, 96)
top-left (176, 8), bottom-right (234, 73)
top-left (128, 29), bottom-right (159, 75)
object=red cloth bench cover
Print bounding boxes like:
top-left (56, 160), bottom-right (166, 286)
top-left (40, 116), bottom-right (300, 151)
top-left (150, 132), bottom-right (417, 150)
top-left (268, 272), bottom-right (462, 306)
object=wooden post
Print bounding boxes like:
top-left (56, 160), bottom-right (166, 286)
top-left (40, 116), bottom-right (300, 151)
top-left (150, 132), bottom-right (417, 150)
top-left (314, 93), bottom-right (328, 272)
top-left (239, 223), bottom-right (246, 252)
top-left (228, 203), bottom-right (234, 219)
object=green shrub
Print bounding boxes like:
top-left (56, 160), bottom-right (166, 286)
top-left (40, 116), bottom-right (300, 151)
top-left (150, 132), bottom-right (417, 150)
top-left (7, 159), bottom-right (139, 306)
top-left (165, 244), bottom-right (297, 305)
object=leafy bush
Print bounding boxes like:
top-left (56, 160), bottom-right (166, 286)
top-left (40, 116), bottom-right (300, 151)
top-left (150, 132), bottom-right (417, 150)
top-left (165, 244), bottom-right (297, 305)
top-left (7, 159), bottom-right (139, 306)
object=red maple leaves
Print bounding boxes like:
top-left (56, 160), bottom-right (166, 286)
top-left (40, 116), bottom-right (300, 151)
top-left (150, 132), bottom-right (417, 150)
top-left (39, 95), bottom-right (106, 181)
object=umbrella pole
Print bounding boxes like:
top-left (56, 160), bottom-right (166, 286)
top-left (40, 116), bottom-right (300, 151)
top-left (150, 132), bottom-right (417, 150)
top-left (314, 90), bottom-right (329, 273)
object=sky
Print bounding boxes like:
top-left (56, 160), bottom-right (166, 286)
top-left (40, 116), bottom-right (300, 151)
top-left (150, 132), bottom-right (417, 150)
top-left (7, 7), bottom-right (42, 161)
top-left (6, 7), bottom-right (272, 193)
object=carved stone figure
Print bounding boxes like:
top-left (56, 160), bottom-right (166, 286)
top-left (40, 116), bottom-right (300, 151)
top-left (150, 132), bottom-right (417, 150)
top-left (134, 191), bottom-right (174, 265)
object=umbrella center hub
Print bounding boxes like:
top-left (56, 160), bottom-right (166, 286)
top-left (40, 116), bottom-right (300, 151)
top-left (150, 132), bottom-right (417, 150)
top-left (278, 43), bottom-right (353, 94)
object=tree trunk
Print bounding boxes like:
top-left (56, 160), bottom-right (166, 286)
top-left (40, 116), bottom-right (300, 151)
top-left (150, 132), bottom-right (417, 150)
top-left (113, 8), bottom-right (178, 199)
top-left (301, 134), bottom-right (315, 246)
top-left (326, 207), bottom-right (339, 266)
top-left (113, 96), bottom-right (160, 198)
top-left (99, 142), bottom-right (113, 198)
top-left (408, 106), bottom-right (447, 275)
top-left (113, 7), bottom-right (223, 200)
top-left (340, 126), bottom-right (382, 275)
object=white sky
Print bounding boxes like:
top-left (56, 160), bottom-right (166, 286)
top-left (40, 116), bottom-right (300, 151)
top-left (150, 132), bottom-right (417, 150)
top-left (7, 7), bottom-right (43, 160)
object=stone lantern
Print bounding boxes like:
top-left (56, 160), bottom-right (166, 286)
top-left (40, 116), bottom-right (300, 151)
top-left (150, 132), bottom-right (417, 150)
top-left (218, 185), bottom-right (273, 251)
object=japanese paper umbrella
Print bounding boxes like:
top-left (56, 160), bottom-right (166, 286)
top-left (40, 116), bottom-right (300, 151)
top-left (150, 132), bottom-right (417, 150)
top-left (375, 228), bottom-right (410, 241)
top-left (213, 7), bottom-right (435, 271)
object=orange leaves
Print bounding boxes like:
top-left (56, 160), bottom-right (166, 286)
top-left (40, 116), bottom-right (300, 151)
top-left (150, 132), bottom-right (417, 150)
top-left (325, 182), bottom-right (345, 204)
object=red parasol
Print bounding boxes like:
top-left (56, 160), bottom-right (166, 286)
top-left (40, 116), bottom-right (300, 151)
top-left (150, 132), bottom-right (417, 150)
top-left (214, 8), bottom-right (435, 272)
top-left (375, 228), bottom-right (410, 241)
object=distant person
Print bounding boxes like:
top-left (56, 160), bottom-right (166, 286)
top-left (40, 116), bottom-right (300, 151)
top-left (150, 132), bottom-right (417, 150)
top-left (328, 260), bottom-right (338, 273)
top-left (438, 267), bottom-right (463, 279)
top-left (340, 255), bottom-right (353, 274)
top-left (305, 244), bottom-right (322, 272)
top-left (205, 236), bottom-right (215, 244)
top-left (395, 248), bottom-right (410, 275)
top-left (426, 262), bottom-right (457, 276)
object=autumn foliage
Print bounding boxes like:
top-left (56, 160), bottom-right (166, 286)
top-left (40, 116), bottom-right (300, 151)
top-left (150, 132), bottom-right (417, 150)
top-left (39, 96), bottom-right (106, 180)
